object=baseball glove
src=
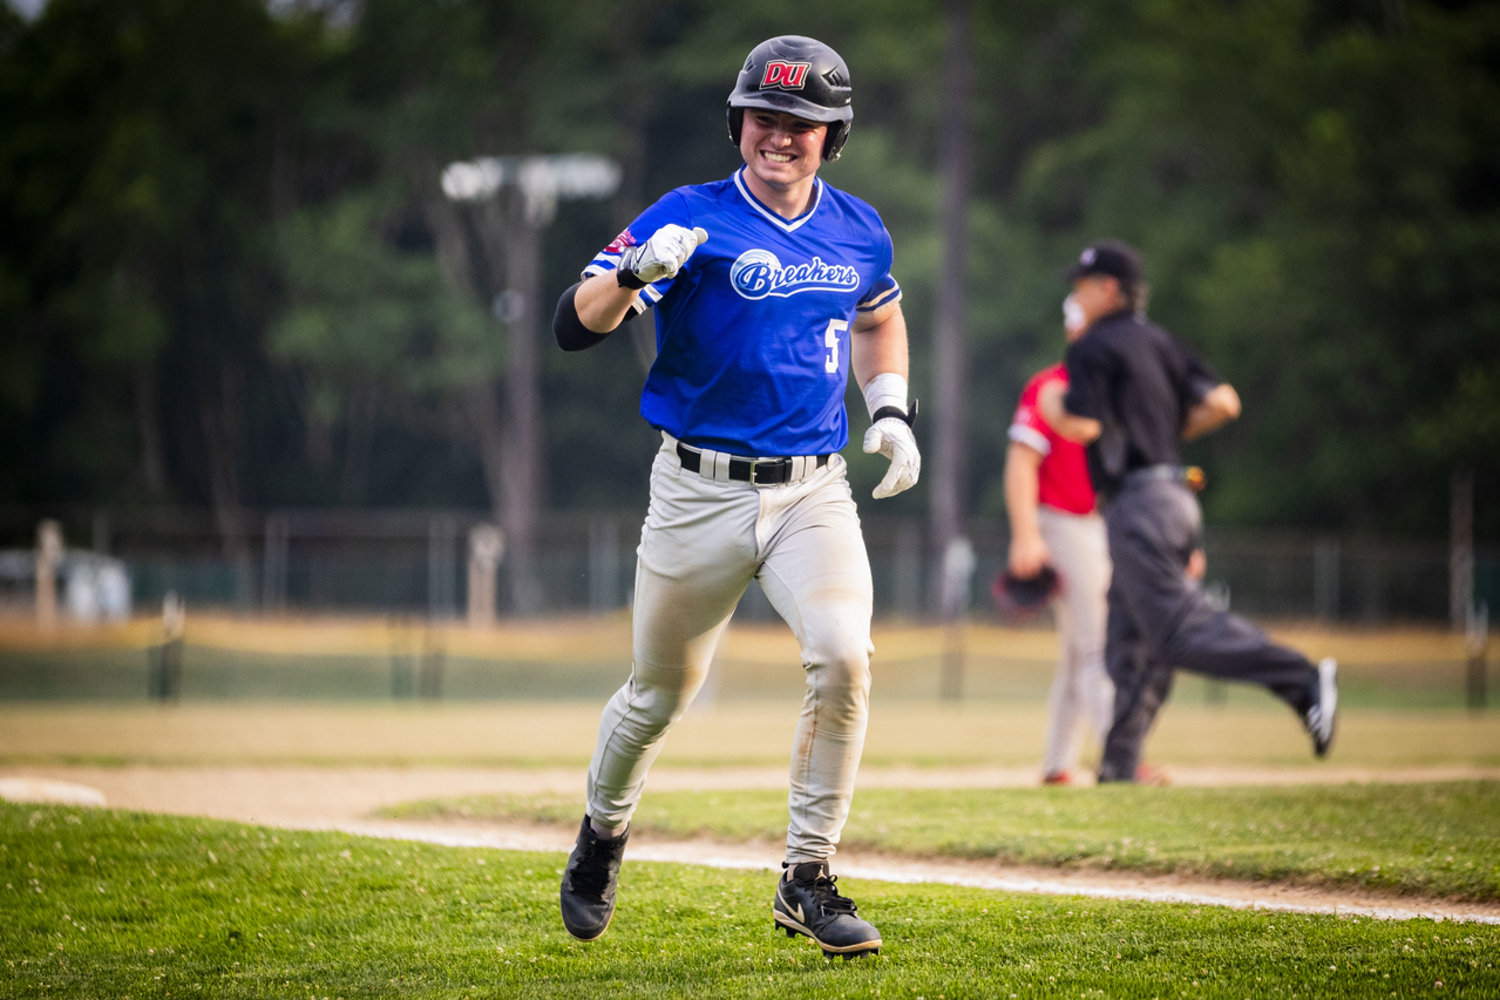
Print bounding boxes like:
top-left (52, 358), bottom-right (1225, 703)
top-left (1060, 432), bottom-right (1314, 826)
top-left (991, 565), bottom-right (1060, 620)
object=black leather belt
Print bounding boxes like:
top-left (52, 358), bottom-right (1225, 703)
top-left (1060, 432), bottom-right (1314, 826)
top-left (676, 442), bottom-right (829, 485)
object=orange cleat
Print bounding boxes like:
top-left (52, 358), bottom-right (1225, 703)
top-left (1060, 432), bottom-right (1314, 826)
top-left (1134, 763), bottom-right (1172, 786)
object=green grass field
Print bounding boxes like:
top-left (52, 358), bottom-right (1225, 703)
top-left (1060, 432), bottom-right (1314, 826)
top-left (385, 782), bottom-right (1500, 903)
top-left (4, 803), bottom-right (1499, 999)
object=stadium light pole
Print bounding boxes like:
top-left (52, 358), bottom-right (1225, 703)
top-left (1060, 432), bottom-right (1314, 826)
top-left (441, 154), bottom-right (620, 615)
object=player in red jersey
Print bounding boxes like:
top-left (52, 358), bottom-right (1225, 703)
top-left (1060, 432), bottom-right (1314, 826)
top-left (1004, 294), bottom-right (1114, 786)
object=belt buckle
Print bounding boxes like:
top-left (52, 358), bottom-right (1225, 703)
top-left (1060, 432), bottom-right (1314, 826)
top-left (748, 457), bottom-right (792, 485)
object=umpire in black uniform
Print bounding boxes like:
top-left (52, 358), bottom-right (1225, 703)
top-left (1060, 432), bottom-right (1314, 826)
top-left (1037, 240), bottom-right (1338, 783)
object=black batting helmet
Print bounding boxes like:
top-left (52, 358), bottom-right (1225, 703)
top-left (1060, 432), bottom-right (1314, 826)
top-left (727, 35), bottom-right (853, 162)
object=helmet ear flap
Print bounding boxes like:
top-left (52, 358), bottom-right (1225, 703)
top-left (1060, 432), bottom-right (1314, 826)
top-left (726, 106), bottom-right (744, 148)
top-left (823, 121), bottom-right (850, 162)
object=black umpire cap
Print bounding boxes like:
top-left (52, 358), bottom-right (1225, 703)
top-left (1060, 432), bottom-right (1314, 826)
top-left (1066, 239), bottom-right (1144, 290)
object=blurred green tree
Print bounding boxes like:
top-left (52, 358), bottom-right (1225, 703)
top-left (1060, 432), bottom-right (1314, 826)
top-left (268, 184), bottom-right (497, 504)
top-left (0, 0), bottom-right (1494, 552)
top-left (984, 0), bottom-right (1500, 536)
top-left (0, 0), bottom-right (321, 575)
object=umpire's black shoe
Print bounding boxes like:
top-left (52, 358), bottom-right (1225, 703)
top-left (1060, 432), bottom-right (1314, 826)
top-left (1302, 657), bottom-right (1338, 758)
top-left (773, 861), bottom-right (882, 958)
top-left (560, 816), bottom-right (629, 941)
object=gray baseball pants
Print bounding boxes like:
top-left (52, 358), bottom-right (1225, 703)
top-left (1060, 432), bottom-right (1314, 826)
top-left (586, 435), bottom-right (874, 863)
top-left (1098, 477), bottom-right (1318, 782)
top-left (1037, 506), bottom-right (1114, 776)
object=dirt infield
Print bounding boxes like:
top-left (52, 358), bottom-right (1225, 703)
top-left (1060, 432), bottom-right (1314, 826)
top-left (7, 762), bottom-right (1500, 827)
top-left (330, 818), bottom-right (1500, 925)
top-left (6, 761), bottom-right (1500, 925)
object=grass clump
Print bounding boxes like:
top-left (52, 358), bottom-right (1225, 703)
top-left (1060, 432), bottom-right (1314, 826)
top-left (5, 802), bottom-right (1500, 998)
top-left (386, 781), bottom-right (1500, 901)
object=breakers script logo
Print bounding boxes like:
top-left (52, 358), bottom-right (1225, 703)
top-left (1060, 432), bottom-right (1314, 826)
top-left (730, 248), bottom-right (860, 300)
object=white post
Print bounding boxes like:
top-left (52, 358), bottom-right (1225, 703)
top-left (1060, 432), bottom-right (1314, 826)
top-left (467, 524), bottom-right (505, 628)
top-left (151, 592), bottom-right (186, 701)
top-left (163, 591), bottom-right (185, 643)
top-left (35, 520), bottom-right (62, 632)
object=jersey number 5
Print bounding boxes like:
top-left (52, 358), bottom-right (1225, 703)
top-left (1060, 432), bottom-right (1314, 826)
top-left (823, 319), bottom-right (847, 375)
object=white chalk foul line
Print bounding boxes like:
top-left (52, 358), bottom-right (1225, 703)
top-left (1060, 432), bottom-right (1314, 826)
top-left (314, 819), bottom-right (1500, 927)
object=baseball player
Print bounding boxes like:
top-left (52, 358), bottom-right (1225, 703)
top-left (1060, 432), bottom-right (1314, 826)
top-left (1037, 239), bottom-right (1337, 783)
top-left (549, 36), bottom-right (916, 958)
top-left (1004, 296), bottom-right (1114, 785)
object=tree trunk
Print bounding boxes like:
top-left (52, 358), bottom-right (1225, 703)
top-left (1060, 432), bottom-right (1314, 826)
top-left (134, 361), bottom-right (168, 495)
top-left (929, 0), bottom-right (974, 620)
top-left (414, 154), bottom-right (544, 614)
top-left (198, 362), bottom-right (255, 608)
top-left (462, 382), bottom-right (509, 530)
top-left (478, 192), bottom-right (544, 614)
top-left (338, 381), bottom-right (378, 506)
top-left (413, 151), bottom-right (510, 548)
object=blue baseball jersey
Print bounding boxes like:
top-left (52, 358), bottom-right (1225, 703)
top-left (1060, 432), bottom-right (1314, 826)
top-left (583, 167), bottom-right (901, 457)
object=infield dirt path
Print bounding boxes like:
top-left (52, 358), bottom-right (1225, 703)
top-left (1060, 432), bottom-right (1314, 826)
top-left (5, 762), bottom-right (1500, 926)
top-left (6, 762), bottom-right (1500, 827)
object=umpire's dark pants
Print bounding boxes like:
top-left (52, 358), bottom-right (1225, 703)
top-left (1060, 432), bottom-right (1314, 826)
top-left (1097, 477), bottom-right (1317, 782)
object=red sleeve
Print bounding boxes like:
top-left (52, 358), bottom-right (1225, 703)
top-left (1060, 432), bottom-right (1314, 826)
top-left (1008, 368), bottom-right (1060, 456)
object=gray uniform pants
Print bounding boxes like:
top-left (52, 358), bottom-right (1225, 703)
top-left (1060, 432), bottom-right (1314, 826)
top-left (1098, 478), bottom-right (1317, 782)
top-left (587, 435), bottom-right (874, 863)
top-left (1037, 506), bottom-right (1113, 776)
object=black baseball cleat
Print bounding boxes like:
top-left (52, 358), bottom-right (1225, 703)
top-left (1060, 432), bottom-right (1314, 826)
top-left (1302, 657), bottom-right (1338, 758)
top-left (772, 860), bottom-right (882, 958)
top-left (559, 816), bottom-right (629, 941)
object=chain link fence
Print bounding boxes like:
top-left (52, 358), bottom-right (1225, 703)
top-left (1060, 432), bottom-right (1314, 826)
top-left (0, 505), bottom-right (1494, 626)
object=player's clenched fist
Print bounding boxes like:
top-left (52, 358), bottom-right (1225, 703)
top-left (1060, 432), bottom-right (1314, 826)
top-left (617, 224), bottom-right (709, 289)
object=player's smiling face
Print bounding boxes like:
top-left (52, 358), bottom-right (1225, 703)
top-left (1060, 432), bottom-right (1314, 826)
top-left (739, 110), bottom-right (827, 193)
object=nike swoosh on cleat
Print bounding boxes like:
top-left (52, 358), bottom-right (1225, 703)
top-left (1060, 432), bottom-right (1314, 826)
top-left (777, 886), bottom-right (805, 924)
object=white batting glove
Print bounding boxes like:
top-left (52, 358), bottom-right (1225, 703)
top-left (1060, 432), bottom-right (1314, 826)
top-left (861, 373), bottom-right (921, 499)
top-left (864, 418), bottom-right (920, 498)
top-left (617, 224), bottom-right (708, 287)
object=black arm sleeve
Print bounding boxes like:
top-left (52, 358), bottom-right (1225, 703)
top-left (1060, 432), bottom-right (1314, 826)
top-left (1178, 340), bottom-right (1223, 404)
top-left (553, 281), bottom-right (632, 352)
top-left (1062, 338), bottom-right (1110, 420)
